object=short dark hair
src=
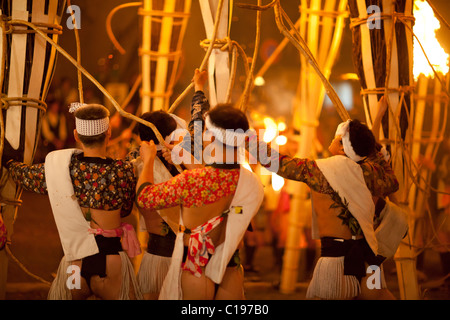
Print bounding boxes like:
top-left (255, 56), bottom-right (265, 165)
top-left (138, 111), bottom-right (177, 143)
top-left (348, 119), bottom-right (376, 157)
top-left (74, 104), bottom-right (110, 147)
top-left (207, 104), bottom-right (249, 132)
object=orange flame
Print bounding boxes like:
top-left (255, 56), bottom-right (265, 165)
top-left (413, 0), bottom-right (449, 79)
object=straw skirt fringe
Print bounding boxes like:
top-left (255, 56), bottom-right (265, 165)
top-left (137, 252), bottom-right (171, 295)
top-left (48, 256), bottom-right (72, 300)
top-left (119, 251), bottom-right (144, 300)
top-left (306, 257), bottom-right (360, 300)
top-left (47, 253), bottom-right (143, 300)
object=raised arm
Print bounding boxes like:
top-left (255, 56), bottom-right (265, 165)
top-left (246, 132), bottom-right (331, 193)
top-left (182, 69), bottom-right (210, 163)
top-left (188, 69), bottom-right (209, 134)
top-left (361, 151), bottom-right (399, 197)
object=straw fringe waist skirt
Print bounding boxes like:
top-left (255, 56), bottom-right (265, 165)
top-left (137, 252), bottom-right (172, 295)
top-left (306, 256), bottom-right (361, 300)
top-left (48, 252), bottom-right (143, 300)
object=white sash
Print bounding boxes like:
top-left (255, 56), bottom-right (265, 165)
top-left (315, 155), bottom-right (378, 255)
top-left (375, 198), bottom-right (408, 258)
top-left (45, 149), bottom-right (98, 261)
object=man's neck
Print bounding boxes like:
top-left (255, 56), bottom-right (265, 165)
top-left (82, 145), bottom-right (107, 158)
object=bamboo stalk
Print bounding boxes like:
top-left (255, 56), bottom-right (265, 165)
top-left (153, 0), bottom-right (176, 111)
top-left (141, 0), bottom-right (152, 113)
top-left (254, 18), bottom-right (300, 80)
top-left (239, 0), bottom-right (261, 111)
top-left (0, 14), bottom-right (7, 301)
top-left (164, 0), bottom-right (192, 111)
top-left (225, 45), bottom-right (238, 103)
top-left (273, 2), bottom-right (350, 122)
top-left (67, 0), bottom-right (83, 103)
top-left (316, 0), bottom-right (347, 119)
top-left (409, 75), bottom-right (427, 212)
top-left (106, 2), bottom-right (142, 55)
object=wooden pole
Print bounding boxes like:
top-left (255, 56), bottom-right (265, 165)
top-left (396, 72), bottom-right (449, 299)
top-left (164, 0), bottom-right (192, 111)
top-left (141, 0), bottom-right (152, 113)
top-left (67, 0), bottom-right (83, 104)
top-left (239, 0), bottom-right (261, 111)
top-left (152, 1), bottom-right (176, 111)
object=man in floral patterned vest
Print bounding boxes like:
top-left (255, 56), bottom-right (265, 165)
top-left (248, 114), bottom-right (399, 300)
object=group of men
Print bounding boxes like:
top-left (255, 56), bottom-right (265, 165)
top-left (2, 69), bottom-right (405, 300)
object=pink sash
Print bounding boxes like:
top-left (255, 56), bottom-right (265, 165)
top-left (88, 223), bottom-right (141, 258)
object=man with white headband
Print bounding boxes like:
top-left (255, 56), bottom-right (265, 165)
top-left (136, 104), bottom-right (264, 300)
top-left (247, 105), bottom-right (399, 299)
top-left (5, 103), bottom-right (142, 300)
top-left (125, 69), bottom-right (210, 299)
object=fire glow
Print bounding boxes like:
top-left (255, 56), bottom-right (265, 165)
top-left (413, 0), bottom-right (449, 79)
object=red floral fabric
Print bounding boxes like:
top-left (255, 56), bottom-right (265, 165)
top-left (182, 214), bottom-right (225, 277)
top-left (136, 166), bottom-right (240, 210)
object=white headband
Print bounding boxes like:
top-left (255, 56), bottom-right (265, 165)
top-left (205, 115), bottom-right (246, 147)
top-left (335, 120), bottom-right (365, 162)
top-left (70, 102), bottom-right (110, 136)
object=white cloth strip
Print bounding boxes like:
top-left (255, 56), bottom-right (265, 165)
top-left (205, 115), bottom-right (246, 147)
top-left (45, 149), bottom-right (98, 261)
top-left (335, 120), bottom-right (365, 163)
top-left (315, 155), bottom-right (378, 255)
top-left (75, 117), bottom-right (109, 136)
top-left (159, 113), bottom-right (188, 150)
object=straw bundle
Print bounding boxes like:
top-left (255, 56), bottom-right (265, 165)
top-left (348, 0), bottom-right (425, 299)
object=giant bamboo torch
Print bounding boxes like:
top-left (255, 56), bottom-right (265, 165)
top-left (348, 0), bottom-right (423, 299)
top-left (279, 0), bottom-right (348, 294)
top-left (0, 0), bottom-right (66, 299)
top-left (405, 0), bottom-right (449, 299)
top-left (409, 0), bottom-right (449, 225)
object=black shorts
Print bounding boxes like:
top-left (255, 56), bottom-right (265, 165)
top-left (146, 230), bottom-right (176, 257)
top-left (182, 247), bottom-right (240, 268)
top-left (80, 235), bottom-right (122, 288)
